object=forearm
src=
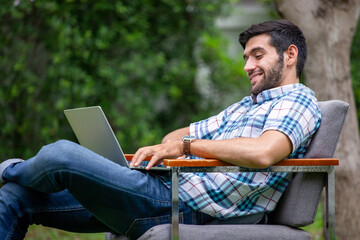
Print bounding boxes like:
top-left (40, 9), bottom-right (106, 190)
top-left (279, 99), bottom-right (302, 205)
top-left (132, 129), bottom-right (292, 170)
top-left (161, 127), bottom-right (190, 143)
top-left (189, 139), bottom-right (266, 168)
top-left (190, 131), bottom-right (292, 168)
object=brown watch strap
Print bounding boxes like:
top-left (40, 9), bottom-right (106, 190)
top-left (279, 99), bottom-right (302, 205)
top-left (182, 135), bottom-right (195, 156)
top-left (183, 141), bottom-right (191, 155)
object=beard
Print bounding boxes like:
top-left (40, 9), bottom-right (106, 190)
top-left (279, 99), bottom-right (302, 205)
top-left (251, 58), bottom-right (284, 96)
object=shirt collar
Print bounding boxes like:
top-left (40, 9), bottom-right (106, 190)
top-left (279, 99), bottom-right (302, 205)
top-left (251, 83), bottom-right (305, 104)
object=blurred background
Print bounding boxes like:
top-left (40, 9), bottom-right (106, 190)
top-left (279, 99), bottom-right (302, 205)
top-left (1, 0), bottom-right (359, 239)
top-left (1, 0), bottom-right (359, 160)
top-left (0, 0), bottom-right (250, 160)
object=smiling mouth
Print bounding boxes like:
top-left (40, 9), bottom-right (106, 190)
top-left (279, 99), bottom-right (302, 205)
top-left (249, 71), bottom-right (264, 82)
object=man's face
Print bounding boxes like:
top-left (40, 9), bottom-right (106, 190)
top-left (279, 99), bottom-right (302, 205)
top-left (243, 34), bottom-right (285, 96)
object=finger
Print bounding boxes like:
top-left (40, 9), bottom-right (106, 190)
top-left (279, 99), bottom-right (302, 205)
top-left (131, 147), bottom-right (153, 166)
top-left (131, 148), bottom-right (143, 166)
top-left (145, 154), bottom-right (162, 170)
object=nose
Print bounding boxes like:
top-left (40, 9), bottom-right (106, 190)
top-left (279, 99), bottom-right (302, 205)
top-left (244, 58), bottom-right (256, 73)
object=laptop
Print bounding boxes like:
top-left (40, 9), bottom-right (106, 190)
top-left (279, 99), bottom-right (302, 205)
top-left (64, 106), bottom-right (169, 171)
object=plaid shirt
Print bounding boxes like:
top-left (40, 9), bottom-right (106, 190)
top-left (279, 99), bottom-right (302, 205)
top-left (163, 84), bottom-right (321, 219)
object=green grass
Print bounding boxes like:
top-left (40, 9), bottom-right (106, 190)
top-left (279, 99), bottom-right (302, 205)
top-left (25, 225), bottom-right (105, 240)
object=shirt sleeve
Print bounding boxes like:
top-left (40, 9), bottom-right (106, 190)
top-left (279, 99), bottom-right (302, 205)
top-left (189, 101), bottom-right (241, 139)
top-left (262, 93), bottom-right (322, 154)
top-left (189, 109), bottom-right (226, 139)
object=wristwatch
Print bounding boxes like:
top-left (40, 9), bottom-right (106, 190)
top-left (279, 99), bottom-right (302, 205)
top-left (182, 135), bottom-right (196, 156)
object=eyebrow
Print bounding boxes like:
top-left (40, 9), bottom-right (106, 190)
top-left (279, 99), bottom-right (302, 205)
top-left (243, 47), bottom-right (266, 60)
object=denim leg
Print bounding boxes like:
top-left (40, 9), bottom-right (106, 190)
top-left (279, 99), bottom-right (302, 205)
top-left (0, 182), bottom-right (111, 240)
top-left (1, 140), bottom-right (203, 239)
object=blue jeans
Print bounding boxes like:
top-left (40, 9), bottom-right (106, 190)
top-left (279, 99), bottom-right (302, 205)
top-left (0, 140), bottom-right (213, 239)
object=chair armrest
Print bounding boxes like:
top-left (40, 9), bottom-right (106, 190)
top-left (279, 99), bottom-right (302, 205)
top-left (162, 158), bottom-right (339, 167)
top-left (124, 154), bottom-right (339, 167)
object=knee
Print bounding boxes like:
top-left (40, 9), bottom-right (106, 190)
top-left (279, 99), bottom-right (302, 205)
top-left (35, 140), bottom-right (80, 169)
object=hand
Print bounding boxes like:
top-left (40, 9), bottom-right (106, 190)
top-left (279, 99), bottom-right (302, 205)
top-left (130, 140), bottom-right (183, 170)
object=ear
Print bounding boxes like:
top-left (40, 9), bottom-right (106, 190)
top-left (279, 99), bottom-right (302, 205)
top-left (285, 44), bottom-right (298, 67)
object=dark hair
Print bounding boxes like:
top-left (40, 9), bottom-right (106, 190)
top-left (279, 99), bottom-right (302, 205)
top-left (239, 19), bottom-right (307, 78)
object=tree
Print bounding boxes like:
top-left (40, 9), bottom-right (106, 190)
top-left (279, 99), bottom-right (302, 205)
top-left (275, 0), bottom-right (360, 238)
top-left (0, 1), bottom-right (247, 160)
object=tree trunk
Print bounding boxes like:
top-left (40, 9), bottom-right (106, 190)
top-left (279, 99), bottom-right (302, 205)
top-left (275, 0), bottom-right (360, 238)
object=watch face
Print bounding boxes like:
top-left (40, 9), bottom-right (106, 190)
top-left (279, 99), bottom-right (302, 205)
top-left (182, 135), bottom-right (196, 142)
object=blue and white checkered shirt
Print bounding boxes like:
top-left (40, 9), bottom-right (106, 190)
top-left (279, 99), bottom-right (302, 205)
top-left (164, 83), bottom-right (321, 219)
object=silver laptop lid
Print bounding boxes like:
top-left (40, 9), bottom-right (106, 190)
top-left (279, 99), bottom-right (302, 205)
top-left (64, 106), bottom-right (129, 167)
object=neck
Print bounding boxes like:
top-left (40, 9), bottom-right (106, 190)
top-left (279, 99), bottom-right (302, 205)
top-left (279, 67), bottom-right (299, 87)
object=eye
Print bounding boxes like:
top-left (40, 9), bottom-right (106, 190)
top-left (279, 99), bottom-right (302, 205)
top-left (255, 54), bottom-right (263, 60)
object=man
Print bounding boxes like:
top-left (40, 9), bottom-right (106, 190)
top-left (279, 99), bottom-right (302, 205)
top-left (0, 19), bottom-right (321, 239)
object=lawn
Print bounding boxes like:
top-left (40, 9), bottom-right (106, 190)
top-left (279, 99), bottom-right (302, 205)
top-left (25, 225), bottom-right (105, 240)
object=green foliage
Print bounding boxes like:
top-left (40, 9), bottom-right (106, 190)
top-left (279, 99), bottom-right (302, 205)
top-left (351, 17), bottom-right (360, 126)
top-left (0, 0), bottom-right (247, 159)
top-left (258, 0), bottom-right (281, 19)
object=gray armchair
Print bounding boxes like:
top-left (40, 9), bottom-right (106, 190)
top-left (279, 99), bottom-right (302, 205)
top-left (105, 100), bottom-right (349, 240)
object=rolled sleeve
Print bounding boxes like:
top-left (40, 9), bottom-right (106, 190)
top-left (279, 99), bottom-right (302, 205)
top-left (190, 107), bottom-right (229, 139)
top-left (262, 94), bottom-right (321, 153)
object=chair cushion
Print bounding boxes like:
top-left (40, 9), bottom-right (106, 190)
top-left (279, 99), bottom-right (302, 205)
top-left (137, 224), bottom-right (310, 240)
top-left (268, 100), bottom-right (349, 226)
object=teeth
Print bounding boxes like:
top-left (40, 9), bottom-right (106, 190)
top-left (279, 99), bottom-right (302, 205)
top-left (250, 72), bottom-right (263, 80)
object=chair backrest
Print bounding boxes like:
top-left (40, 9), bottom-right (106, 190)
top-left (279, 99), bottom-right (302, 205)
top-left (268, 100), bottom-right (349, 227)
